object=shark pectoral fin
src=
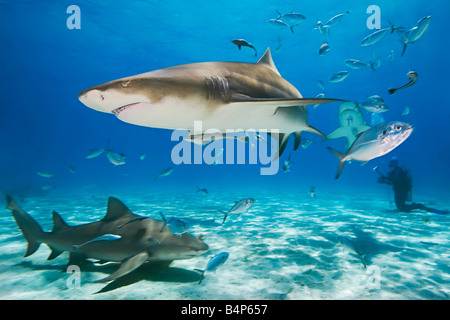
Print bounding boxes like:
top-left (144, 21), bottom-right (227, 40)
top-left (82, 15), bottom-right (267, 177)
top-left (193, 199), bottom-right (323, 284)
top-left (327, 147), bottom-right (346, 180)
top-left (305, 125), bottom-right (326, 139)
top-left (326, 127), bottom-right (347, 140)
top-left (230, 95), bottom-right (342, 107)
top-left (96, 251), bottom-right (149, 283)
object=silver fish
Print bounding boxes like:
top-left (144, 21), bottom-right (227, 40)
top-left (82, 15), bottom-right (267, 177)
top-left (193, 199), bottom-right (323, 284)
top-left (106, 149), bottom-right (126, 166)
top-left (154, 167), bottom-right (174, 181)
top-left (222, 198), bottom-right (255, 224)
top-left (361, 27), bottom-right (390, 46)
top-left (325, 11), bottom-right (350, 27)
top-left (319, 42), bottom-right (330, 56)
top-left (359, 101), bottom-right (389, 113)
top-left (276, 11), bottom-right (306, 24)
top-left (195, 252), bottom-right (229, 284)
top-left (327, 121), bottom-right (413, 179)
top-left (37, 171), bottom-right (55, 178)
top-left (267, 19), bottom-right (297, 33)
top-left (328, 71), bottom-right (349, 83)
top-left (344, 59), bottom-right (370, 70)
top-left (160, 212), bottom-right (189, 235)
top-left (86, 148), bottom-right (105, 159)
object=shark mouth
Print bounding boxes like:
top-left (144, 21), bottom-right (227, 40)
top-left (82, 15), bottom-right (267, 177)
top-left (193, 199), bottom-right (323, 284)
top-left (112, 103), bottom-right (142, 116)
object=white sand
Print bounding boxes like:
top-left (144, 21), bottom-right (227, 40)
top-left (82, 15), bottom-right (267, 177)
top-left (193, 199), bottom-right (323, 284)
top-left (0, 189), bottom-right (448, 300)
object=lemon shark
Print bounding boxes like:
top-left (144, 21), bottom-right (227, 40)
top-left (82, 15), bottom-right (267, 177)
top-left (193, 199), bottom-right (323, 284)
top-left (326, 101), bottom-right (371, 150)
top-left (78, 48), bottom-right (341, 156)
top-left (6, 195), bottom-right (208, 283)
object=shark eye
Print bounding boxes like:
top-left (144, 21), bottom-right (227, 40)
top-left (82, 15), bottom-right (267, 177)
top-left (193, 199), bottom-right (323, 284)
top-left (121, 80), bottom-right (131, 88)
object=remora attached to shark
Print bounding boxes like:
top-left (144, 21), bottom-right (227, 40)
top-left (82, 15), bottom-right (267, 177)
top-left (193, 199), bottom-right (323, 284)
top-left (6, 195), bottom-right (208, 283)
top-left (78, 48), bottom-right (341, 156)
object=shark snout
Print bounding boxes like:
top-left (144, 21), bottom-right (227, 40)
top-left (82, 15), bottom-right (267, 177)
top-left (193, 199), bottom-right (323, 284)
top-left (78, 88), bottom-right (112, 114)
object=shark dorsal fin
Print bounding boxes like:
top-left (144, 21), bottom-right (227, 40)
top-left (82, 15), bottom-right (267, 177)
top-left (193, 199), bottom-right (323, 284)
top-left (52, 211), bottom-right (69, 232)
top-left (257, 48), bottom-right (281, 76)
top-left (103, 197), bottom-right (133, 222)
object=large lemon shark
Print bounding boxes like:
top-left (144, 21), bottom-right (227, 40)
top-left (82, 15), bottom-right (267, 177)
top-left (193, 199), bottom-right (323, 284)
top-left (6, 195), bottom-right (208, 283)
top-left (78, 48), bottom-right (341, 155)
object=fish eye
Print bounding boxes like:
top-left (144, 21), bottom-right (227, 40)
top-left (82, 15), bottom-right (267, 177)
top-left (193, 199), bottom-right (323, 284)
top-left (396, 125), bottom-right (402, 130)
top-left (382, 130), bottom-right (387, 135)
top-left (121, 80), bottom-right (131, 88)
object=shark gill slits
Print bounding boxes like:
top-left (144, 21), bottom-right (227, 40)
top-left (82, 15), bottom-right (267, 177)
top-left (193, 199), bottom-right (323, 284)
top-left (205, 76), bottom-right (229, 100)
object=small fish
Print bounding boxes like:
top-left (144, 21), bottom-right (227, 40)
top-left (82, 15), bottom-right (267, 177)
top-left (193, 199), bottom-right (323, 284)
top-left (68, 166), bottom-right (76, 174)
top-left (160, 212), bottom-right (189, 235)
top-left (140, 153), bottom-right (146, 160)
top-left (367, 95), bottom-right (384, 103)
top-left (319, 42), bottom-right (330, 56)
top-left (106, 149), bottom-right (126, 166)
top-left (359, 101), bottom-right (389, 113)
top-left (194, 252), bottom-right (229, 284)
top-left (389, 71), bottom-right (418, 95)
top-left (86, 148), bottom-right (105, 159)
top-left (276, 11), bottom-right (306, 25)
top-left (222, 198), bottom-right (255, 224)
top-left (196, 187), bottom-right (209, 194)
top-left (313, 21), bottom-right (330, 37)
top-left (344, 59), bottom-right (370, 70)
top-left (310, 186), bottom-right (316, 198)
top-left (313, 93), bottom-right (325, 109)
top-left (397, 16), bottom-right (431, 56)
top-left (400, 106), bottom-right (410, 116)
top-left (231, 39), bottom-right (257, 57)
top-left (388, 50), bottom-right (395, 63)
top-left (275, 37), bottom-right (283, 53)
top-left (154, 167), bottom-right (174, 181)
top-left (361, 27), bottom-right (390, 46)
top-left (40, 183), bottom-right (55, 191)
top-left (73, 234), bottom-right (122, 251)
top-left (283, 153), bottom-right (294, 173)
top-left (325, 11), bottom-right (350, 27)
top-left (327, 121), bottom-right (413, 179)
top-left (267, 19), bottom-right (297, 33)
top-left (301, 139), bottom-right (315, 149)
top-left (370, 56), bottom-right (381, 71)
top-left (328, 71), bottom-right (349, 83)
top-left (37, 171), bottom-right (55, 178)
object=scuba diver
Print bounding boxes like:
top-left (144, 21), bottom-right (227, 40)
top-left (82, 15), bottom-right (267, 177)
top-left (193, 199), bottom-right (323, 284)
top-left (376, 157), bottom-right (447, 214)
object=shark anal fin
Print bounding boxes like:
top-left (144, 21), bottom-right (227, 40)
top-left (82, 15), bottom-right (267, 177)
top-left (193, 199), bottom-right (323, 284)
top-left (47, 246), bottom-right (64, 260)
top-left (96, 251), bottom-right (149, 283)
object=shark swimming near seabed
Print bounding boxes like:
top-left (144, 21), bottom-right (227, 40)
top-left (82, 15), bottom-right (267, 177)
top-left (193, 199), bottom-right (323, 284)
top-left (6, 195), bottom-right (208, 283)
top-left (78, 48), bottom-right (342, 157)
top-left (326, 101), bottom-right (371, 150)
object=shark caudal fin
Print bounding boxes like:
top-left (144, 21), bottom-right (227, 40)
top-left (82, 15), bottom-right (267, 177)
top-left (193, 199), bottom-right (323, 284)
top-left (6, 195), bottom-right (45, 257)
top-left (327, 147), bottom-right (346, 179)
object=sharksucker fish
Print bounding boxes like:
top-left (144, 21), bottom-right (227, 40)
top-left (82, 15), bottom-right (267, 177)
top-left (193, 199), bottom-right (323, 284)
top-left (78, 48), bottom-right (342, 157)
top-left (389, 71), bottom-right (418, 95)
top-left (6, 195), bottom-right (208, 283)
top-left (327, 121), bottom-right (413, 179)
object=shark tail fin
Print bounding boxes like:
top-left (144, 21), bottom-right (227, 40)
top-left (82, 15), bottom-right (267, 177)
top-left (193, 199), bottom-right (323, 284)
top-left (327, 147), bottom-right (346, 179)
top-left (194, 268), bottom-right (206, 284)
top-left (6, 195), bottom-right (45, 257)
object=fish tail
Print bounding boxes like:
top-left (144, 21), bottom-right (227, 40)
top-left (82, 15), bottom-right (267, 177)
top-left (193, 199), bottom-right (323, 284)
top-left (194, 269), bottom-right (205, 284)
top-left (6, 195), bottom-right (45, 257)
top-left (401, 42), bottom-right (408, 57)
top-left (290, 25), bottom-right (295, 34)
top-left (327, 147), bottom-right (346, 179)
top-left (221, 211), bottom-right (229, 225)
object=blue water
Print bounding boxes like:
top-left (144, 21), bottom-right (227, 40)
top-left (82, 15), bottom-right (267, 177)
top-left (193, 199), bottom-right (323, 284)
top-left (0, 0), bottom-right (449, 299)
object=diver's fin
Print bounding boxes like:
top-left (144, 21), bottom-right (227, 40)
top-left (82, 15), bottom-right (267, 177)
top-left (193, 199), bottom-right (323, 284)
top-left (96, 251), bottom-right (149, 283)
top-left (327, 147), bottom-right (346, 179)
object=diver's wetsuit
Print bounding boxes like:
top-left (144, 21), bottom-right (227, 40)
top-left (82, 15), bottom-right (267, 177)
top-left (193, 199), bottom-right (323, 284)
top-left (378, 166), bottom-right (429, 212)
